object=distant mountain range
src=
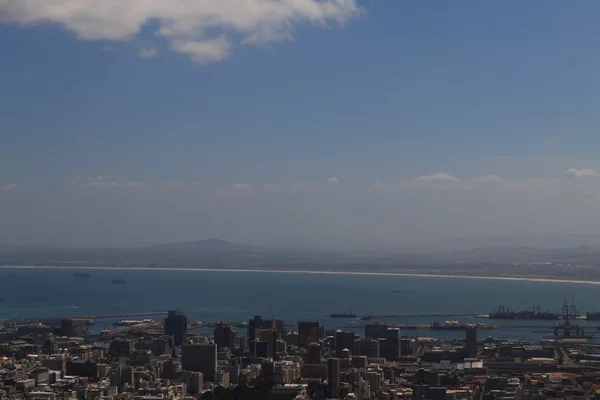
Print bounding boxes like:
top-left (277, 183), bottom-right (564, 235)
top-left (3, 235), bottom-right (600, 269)
top-left (151, 238), bottom-right (256, 251)
top-left (420, 233), bottom-right (600, 250)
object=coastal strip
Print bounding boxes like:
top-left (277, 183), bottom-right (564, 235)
top-left (0, 265), bottom-right (599, 285)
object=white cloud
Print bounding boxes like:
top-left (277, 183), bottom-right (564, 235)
top-left (371, 178), bottom-right (385, 189)
top-left (231, 183), bottom-right (251, 191)
top-left (101, 45), bottom-right (113, 51)
top-left (325, 177), bottom-right (339, 185)
top-left (472, 174), bottom-right (503, 184)
top-left (0, 0), bottom-right (360, 63)
top-left (138, 47), bottom-right (158, 58)
top-left (78, 176), bottom-right (147, 189)
top-left (172, 37), bottom-right (232, 64)
top-left (0, 184), bottom-right (18, 191)
top-left (414, 173), bottom-right (460, 182)
top-left (163, 181), bottom-right (186, 189)
top-left (565, 168), bottom-right (599, 179)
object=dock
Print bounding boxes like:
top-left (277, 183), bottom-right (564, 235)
top-left (365, 313), bottom-right (474, 319)
top-left (86, 312), bottom-right (168, 319)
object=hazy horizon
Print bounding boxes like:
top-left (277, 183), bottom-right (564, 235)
top-left (5, 232), bottom-right (600, 251)
top-left (3, 2), bottom-right (600, 248)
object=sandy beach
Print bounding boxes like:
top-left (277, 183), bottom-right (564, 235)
top-left (0, 265), bottom-right (598, 285)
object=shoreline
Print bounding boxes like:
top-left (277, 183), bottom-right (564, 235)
top-left (0, 265), bottom-right (599, 285)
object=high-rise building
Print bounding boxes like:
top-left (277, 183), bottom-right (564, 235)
top-left (161, 360), bottom-right (177, 380)
top-left (327, 358), bottom-right (340, 398)
top-left (213, 322), bottom-right (237, 349)
top-left (384, 328), bottom-right (400, 361)
top-left (248, 316), bottom-right (286, 341)
top-left (181, 343), bottom-right (217, 381)
top-left (249, 340), bottom-right (268, 358)
top-left (152, 336), bottom-right (171, 356)
top-left (260, 329), bottom-right (280, 359)
top-left (466, 325), bottom-right (477, 358)
top-left (334, 331), bottom-right (355, 358)
top-left (260, 359), bottom-right (275, 378)
top-left (353, 339), bottom-right (380, 358)
top-left (298, 322), bottom-right (319, 347)
top-left (401, 338), bottom-right (413, 355)
top-left (165, 309), bottom-right (187, 346)
top-left (248, 316), bottom-right (263, 341)
top-left (365, 323), bottom-right (389, 339)
top-left (184, 372), bottom-right (203, 395)
top-left (366, 369), bottom-right (382, 393)
top-left (238, 336), bottom-right (248, 351)
top-left (307, 343), bottom-right (321, 364)
top-left (121, 366), bottom-right (134, 386)
top-left (351, 356), bottom-right (368, 370)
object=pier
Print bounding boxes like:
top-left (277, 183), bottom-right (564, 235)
top-left (365, 313), bottom-right (474, 319)
top-left (86, 312), bottom-right (168, 319)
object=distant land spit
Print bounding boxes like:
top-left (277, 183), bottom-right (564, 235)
top-left (1, 265), bottom-right (600, 286)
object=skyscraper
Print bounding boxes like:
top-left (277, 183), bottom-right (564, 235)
top-left (327, 358), bottom-right (340, 398)
top-left (248, 316), bottom-right (286, 341)
top-left (298, 321), bottom-right (319, 347)
top-left (165, 309), bottom-right (187, 346)
top-left (181, 343), bottom-right (217, 381)
top-left (334, 330), bottom-right (355, 358)
top-left (384, 328), bottom-right (400, 361)
top-left (260, 328), bottom-right (280, 359)
top-left (213, 322), bottom-right (236, 349)
top-left (307, 342), bottom-right (321, 364)
top-left (466, 325), bottom-right (477, 358)
top-left (353, 339), bottom-right (380, 358)
top-left (365, 323), bottom-right (389, 339)
top-left (248, 316), bottom-right (263, 341)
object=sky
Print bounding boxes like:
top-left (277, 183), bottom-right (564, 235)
top-left (2, 1), bottom-right (600, 248)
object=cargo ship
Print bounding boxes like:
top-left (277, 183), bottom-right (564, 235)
top-left (587, 312), bottom-right (600, 321)
top-left (489, 305), bottom-right (559, 320)
top-left (329, 312), bottom-right (357, 318)
top-left (430, 320), bottom-right (468, 330)
top-left (73, 272), bottom-right (91, 278)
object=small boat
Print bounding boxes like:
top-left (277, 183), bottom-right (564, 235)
top-left (112, 279), bottom-right (126, 284)
top-left (0, 296), bottom-right (3, 301)
top-left (73, 272), bottom-right (92, 278)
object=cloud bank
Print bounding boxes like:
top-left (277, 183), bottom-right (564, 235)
top-left (565, 168), bottom-right (599, 179)
top-left (0, 184), bottom-right (18, 191)
top-left (138, 48), bottom-right (158, 58)
top-left (0, 0), bottom-right (360, 63)
top-left (414, 173), bottom-right (459, 182)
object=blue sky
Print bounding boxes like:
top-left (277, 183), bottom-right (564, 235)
top-left (2, 1), bottom-right (600, 247)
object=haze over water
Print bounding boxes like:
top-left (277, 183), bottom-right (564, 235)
top-left (1, 267), bottom-right (600, 341)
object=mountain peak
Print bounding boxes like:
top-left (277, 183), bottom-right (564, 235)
top-left (194, 238), bottom-right (233, 246)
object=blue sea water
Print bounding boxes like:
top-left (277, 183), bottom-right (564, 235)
top-left (1, 267), bottom-right (600, 341)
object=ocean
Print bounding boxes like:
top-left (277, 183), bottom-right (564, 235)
top-left (1, 267), bottom-right (600, 341)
